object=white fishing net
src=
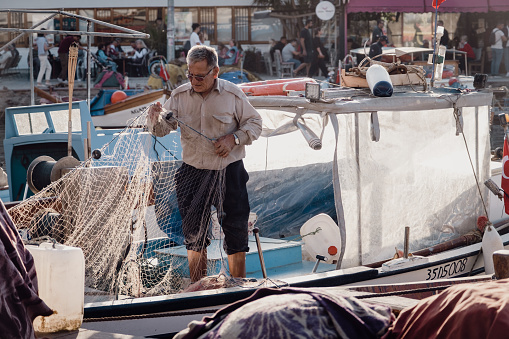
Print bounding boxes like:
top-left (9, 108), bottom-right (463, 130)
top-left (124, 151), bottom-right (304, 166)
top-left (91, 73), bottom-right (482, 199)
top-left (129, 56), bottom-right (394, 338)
top-left (9, 111), bottom-right (247, 301)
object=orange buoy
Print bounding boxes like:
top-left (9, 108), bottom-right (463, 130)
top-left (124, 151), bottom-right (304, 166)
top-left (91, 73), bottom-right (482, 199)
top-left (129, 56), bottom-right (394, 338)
top-left (110, 90), bottom-right (128, 104)
top-left (238, 78), bottom-right (317, 96)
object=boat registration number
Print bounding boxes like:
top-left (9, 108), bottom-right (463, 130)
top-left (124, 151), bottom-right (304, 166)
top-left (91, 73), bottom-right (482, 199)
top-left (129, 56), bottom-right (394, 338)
top-left (426, 258), bottom-right (468, 280)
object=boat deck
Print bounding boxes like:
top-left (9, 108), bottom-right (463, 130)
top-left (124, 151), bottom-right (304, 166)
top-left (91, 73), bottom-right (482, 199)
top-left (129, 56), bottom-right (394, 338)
top-left (154, 235), bottom-right (338, 280)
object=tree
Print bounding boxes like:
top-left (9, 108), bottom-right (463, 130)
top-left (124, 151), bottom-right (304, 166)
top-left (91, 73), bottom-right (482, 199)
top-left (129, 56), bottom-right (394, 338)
top-left (252, 0), bottom-right (322, 38)
top-left (253, 0), bottom-right (349, 60)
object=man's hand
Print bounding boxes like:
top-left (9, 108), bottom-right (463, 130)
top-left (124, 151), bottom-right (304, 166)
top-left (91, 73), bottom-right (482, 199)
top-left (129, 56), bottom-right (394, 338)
top-left (214, 134), bottom-right (236, 158)
top-left (147, 102), bottom-right (163, 126)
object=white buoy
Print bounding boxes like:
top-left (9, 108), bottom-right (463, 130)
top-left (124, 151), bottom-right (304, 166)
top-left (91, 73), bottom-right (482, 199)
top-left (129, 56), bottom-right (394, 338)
top-left (482, 225), bottom-right (504, 275)
top-left (366, 64), bottom-right (393, 97)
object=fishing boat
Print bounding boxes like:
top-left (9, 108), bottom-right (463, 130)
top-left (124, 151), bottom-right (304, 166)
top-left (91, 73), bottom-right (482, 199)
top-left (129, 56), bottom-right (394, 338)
top-left (5, 80), bottom-right (509, 336)
top-left (90, 89), bottom-right (171, 129)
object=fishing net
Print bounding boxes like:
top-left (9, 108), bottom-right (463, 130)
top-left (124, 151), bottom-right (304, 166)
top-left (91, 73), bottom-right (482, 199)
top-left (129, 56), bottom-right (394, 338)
top-left (7, 100), bottom-right (336, 302)
top-left (8, 111), bottom-right (256, 301)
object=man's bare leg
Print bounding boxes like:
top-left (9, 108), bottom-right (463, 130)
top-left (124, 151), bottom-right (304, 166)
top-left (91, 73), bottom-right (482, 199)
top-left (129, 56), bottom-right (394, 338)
top-left (228, 252), bottom-right (246, 278)
top-left (188, 249), bottom-right (207, 282)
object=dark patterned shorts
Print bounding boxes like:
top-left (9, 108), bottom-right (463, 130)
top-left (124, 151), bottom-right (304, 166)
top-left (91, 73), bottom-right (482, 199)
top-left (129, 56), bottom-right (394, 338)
top-left (175, 160), bottom-right (250, 255)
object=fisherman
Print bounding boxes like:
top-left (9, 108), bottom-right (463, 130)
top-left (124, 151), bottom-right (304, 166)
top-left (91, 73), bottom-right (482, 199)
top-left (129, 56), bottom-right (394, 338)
top-left (147, 45), bottom-right (262, 282)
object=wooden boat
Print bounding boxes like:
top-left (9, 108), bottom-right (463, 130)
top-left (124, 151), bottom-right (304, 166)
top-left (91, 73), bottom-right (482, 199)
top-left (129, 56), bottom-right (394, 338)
top-left (91, 89), bottom-right (170, 128)
top-left (238, 78), bottom-right (316, 96)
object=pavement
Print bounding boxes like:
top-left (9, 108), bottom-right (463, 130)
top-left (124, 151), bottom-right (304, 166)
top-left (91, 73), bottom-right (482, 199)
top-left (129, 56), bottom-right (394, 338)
top-left (0, 70), bottom-right (152, 91)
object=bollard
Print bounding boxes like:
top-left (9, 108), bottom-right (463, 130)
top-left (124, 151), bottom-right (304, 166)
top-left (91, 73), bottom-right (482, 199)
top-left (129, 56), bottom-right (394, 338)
top-left (493, 249), bottom-right (509, 279)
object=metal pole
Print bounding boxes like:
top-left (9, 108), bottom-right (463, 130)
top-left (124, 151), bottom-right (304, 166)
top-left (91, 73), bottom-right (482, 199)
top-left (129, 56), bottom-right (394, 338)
top-left (29, 34), bottom-right (34, 105)
top-left (87, 21), bottom-right (91, 109)
top-left (87, 121), bottom-right (92, 159)
top-left (431, 8), bottom-right (438, 88)
top-left (404, 226), bottom-right (410, 259)
top-left (167, 0), bottom-right (175, 62)
top-left (253, 228), bottom-right (267, 279)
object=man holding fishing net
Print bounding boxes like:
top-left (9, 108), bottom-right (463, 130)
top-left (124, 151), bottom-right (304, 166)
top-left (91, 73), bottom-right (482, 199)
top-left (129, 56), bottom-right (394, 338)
top-left (147, 45), bottom-right (262, 282)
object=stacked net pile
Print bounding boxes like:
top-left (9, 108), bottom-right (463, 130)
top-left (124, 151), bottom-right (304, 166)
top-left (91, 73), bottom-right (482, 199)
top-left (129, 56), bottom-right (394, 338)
top-left (8, 113), bottom-right (235, 301)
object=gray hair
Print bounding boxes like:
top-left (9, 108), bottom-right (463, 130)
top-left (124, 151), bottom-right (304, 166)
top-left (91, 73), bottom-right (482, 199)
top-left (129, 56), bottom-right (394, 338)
top-left (187, 45), bottom-right (218, 68)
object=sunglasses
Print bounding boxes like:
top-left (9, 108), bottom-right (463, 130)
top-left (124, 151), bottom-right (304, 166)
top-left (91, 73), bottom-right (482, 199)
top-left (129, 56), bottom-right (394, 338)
top-left (186, 68), bottom-right (213, 81)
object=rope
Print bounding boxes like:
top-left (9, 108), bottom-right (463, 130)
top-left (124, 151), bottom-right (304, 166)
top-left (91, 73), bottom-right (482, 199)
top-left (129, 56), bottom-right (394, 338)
top-left (448, 98), bottom-right (490, 218)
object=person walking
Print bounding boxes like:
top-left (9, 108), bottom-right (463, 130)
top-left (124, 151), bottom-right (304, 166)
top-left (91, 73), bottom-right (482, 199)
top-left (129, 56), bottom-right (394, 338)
top-left (36, 29), bottom-right (53, 87)
top-left (300, 19), bottom-right (313, 77)
top-left (491, 21), bottom-right (507, 76)
top-left (147, 45), bottom-right (262, 282)
top-left (308, 28), bottom-right (329, 78)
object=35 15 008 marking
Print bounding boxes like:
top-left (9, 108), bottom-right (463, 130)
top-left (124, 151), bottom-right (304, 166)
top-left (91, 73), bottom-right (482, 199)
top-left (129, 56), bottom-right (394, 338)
top-left (426, 258), bottom-right (467, 280)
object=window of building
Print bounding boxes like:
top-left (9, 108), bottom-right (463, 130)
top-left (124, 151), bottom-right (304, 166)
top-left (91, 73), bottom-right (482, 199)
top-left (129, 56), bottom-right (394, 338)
top-left (217, 8), bottom-right (232, 43)
top-left (201, 8), bottom-right (215, 44)
top-left (235, 8), bottom-right (249, 42)
top-left (250, 8), bottom-right (283, 43)
top-left (174, 8), bottom-right (198, 42)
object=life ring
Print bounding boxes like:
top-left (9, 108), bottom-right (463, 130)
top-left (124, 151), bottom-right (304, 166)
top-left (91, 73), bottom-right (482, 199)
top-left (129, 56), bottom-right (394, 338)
top-left (238, 78), bottom-right (317, 96)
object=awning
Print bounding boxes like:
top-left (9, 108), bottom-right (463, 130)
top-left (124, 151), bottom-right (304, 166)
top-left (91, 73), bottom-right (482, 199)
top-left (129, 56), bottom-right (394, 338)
top-left (488, 0), bottom-right (509, 12)
top-left (423, 0), bottom-right (489, 13)
top-left (346, 0), bottom-right (424, 13)
top-left (347, 0), bottom-right (498, 13)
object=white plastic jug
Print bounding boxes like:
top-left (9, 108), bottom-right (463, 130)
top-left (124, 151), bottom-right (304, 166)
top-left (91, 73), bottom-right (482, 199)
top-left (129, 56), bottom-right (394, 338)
top-left (482, 225), bottom-right (504, 275)
top-left (27, 242), bottom-right (85, 333)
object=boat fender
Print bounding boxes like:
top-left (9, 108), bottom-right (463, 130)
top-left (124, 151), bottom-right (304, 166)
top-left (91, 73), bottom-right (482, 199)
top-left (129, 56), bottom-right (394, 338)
top-left (482, 224), bottom-right (504, 275)
top-left (366, 64), bottom-right (393, 97)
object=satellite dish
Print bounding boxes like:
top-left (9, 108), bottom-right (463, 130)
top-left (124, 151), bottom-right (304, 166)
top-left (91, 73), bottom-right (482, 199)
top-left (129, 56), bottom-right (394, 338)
top-left (315, 1), bottom-right (335, 21)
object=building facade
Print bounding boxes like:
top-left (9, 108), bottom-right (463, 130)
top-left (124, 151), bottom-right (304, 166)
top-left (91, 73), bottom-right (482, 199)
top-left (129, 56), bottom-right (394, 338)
top-left (0, 1), bottom-right (284, 49)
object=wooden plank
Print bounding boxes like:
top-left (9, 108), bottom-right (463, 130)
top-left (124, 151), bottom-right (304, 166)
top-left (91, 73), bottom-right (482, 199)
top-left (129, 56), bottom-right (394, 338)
top-left (341, 69), bottom-right (424, 88)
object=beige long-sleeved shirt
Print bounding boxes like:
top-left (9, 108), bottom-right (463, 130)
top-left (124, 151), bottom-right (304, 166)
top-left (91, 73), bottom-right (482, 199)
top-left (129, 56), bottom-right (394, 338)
top-left (148, 78), bottom-right (262, 170)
